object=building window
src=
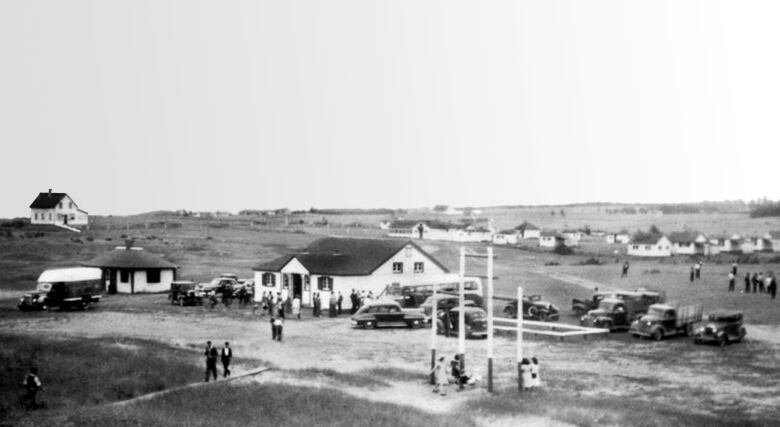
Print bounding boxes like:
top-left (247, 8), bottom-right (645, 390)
top-left (317, 276), bottom-right (333, 291)
top-left (120, 270), bottom-right (130, 283)
top-left (262, 273), bottom-right (276, 287)
top-left (69, 214), bottom-right (75, 220)
top-left (48, 213), bottom-right (52, 220)
top-left (69, 202), bottom-right (73, 209)
top-left (282, 274), bottom-right (289, 289)
top-left (392, 262), bottom-right (403, 273)
top-left (414, 262), bottom-right (424, 273)
top-left (147, 269), bottom-right (160, 283)
top-left (58, 203), bottom-right (62, 209)
top-left (34, 213), bottom-right (38, 220)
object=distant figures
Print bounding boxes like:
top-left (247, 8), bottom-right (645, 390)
top-left (313, 293), bottom-right (322, 317)
top-left (728, 272), bottom-right (735, 292)
top-left (337, 292), bottom-right (343, 315)
top-left (690, 266), bottom-right (695, 283)
top-left (221, 342), bottom-right (232, 378)
top-left (204, 340), bottom-right (218, 382)
top-left (329, 292), bottom-right (338, 318)
top-left (621, 261), bottom-right (630, 278)
top-left (740, 271), bottom-right (776, 299)
top-left (350, 289), bottom-right (359, 314)
top-left (744, 273), bottom-right (751, 293)
top-left (271, 317), bottom-right (283, 342)
top-left (694, 261), bottom-right (702, 279)
top-left (731, 262), bottom-right (738, 277)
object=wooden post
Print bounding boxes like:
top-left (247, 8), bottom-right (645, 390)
top-left (487, 247), bottom-right (494, 392)
top-left (517, 285), bottom-right (523, 393)
top-left (458, 247), bottom-right (465, 390)
top-left (430, 285), bottom-right (437, 385)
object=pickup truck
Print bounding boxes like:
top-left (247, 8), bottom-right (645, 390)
top-left (629, 303), bottom-right (703, 341)
top-left (580, 292), bottom-right (661, 331)
top-left (572, 289), bottom-right (664, 317)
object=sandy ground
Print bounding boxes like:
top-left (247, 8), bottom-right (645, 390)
top-left (2, 302), bottom-right (779, 424)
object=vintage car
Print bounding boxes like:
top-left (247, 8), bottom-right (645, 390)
top-left (418, 295), bottom-right (478, 321)
top-left (436, 306), bottom-right (487, 339)
top-left (503, 295), bottom-right (560, 321)
top-left (572, 289), bottom-right (664, 317)
top-left (168, 280), bottom-right (203, 306)
top-left (693, 310), bottom-right (746, 346)
top-left (198, 277), bottom-right (239, 295)
top-left (18, 267), bottom-right (103, 311)
top-left (350, 300), bottom-right (426, 329)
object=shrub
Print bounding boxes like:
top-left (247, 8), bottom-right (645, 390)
top-left (1, 218), bottom-right (27, 228)
top-left (85, 236), bottom-right (94, 242)
top-left (577, 257), bottom-right (602, 266)
top-left (553, 244), bottom-right (574, 255)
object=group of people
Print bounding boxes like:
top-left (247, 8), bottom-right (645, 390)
top-left (689, 261), bottom-right (703, 282)
top-left (204, 341), bottom-right (233, 382)
top-left (430, 354), bottom-right (482, 396)
top-left (520, 357), bottom-right (542, 392)
top-left (733, 269), bottom-right (777, 299)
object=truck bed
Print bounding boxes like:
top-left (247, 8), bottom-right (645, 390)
top-left (675, 304), bottom-right (703, 327)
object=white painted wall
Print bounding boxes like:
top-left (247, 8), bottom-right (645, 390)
top-left (627, 237), bottom-right (672, 257)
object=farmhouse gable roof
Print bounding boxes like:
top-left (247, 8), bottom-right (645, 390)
top-left (84, 247), bottom-right (177, 269)
top-left (29, 192), bottom-right (68, 209)
top-left (254, 238), bottom-right (449, 276)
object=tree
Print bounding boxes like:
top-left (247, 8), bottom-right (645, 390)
top-left (649, 225), bottom-right (662, 235)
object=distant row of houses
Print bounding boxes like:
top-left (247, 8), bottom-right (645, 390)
top-left (627, 231), bottom-right (780, 257)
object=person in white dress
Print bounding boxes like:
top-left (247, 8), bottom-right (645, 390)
top-left (530, 357), bottom-right (541, 390)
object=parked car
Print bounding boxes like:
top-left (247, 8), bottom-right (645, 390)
top-left (693, 310), bottom-right (747, 346)
top-left (503, 295), bottom-right (560, 321)
top-left (168, 281), bottom-right (203, 306)
top-left (580, 291), bottom-right (663, 331)
top-left (18, 267), bottom-right (103, 311)
top-left (350, 300), bottom-right (426, 329)
top-left (629, 303), bottom-right (703, 340)
top-left (436, 306), bottom-right (487, 339)
top-left (572, 289), bottom-right (664, 317)
top-left (198, 277), bottom-right (239, 295)
top-left (418, 295), bottom-right (477, 321)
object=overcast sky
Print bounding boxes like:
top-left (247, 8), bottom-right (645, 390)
top-left (2, 1), bottom-right (779, 217)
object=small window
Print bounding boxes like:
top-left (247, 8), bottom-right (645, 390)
top-left (120, 270), bottom-right (130, 283)
top-left (58, 203), bottom-right (62, 209)
top-left (48, 213), bottom-right (52, 220)
top-left (392, 262), bottom-right (403, 273)
top-left (414, 262), bottom-right (424, 273)
top-left (283, 274), bottom-right (289, 289)
top-left (262, 273), bottom-right (276, 287)
top-left (317, 276), bottom-right (333, 291)
top-left (34, 213), bottom-right (38, 220)
top-left (69, 202), bottom-right (73, 209)
top-left (147, 269), bottom-right (160, 283)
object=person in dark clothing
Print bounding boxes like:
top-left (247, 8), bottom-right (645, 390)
top-left (769, 277), bottom-right (777, 299)
top-left (274, 318), bottom-right (283, 342)
top-left (758, 273), bottom-right (766, 293)
top-left (350, 290), bottom-right (359, 314)
top-left (270, 317), bottom-right (277, 340)
top-left (204, 341), bottom-right (218, 382)
top-left (221, 342), bottom-right (232, 378)
top-left (621, 261), bottom-right (629, 278)
top-left (22, 367), bottom-right (43, 410)
top-left (745, 272), bottom-right (751, 293)
top-left (731, 262), bottom-right (738, 277)
top-left (695, 261), bottom-right (702, 279)
top-left (690, 266), bottom-right (695, 283)
top-left (337, 292), bottom-right (343, 315)
top-left (752, 273), bottom-right (759, 293)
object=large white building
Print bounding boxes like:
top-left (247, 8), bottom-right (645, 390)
top-left (627, 235), bottom-right (673, 257)
top-left (85, 246), bottom-right (177, 294)
top-left (29, 189), bottom-right (88, 226)
top-left (668, 231), bottom-right (709, 256)
top-left (253, 237), bottom-right (451, 310)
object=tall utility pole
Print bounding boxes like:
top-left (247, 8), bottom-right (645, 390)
top-left (458, 247), bottom-right (466, 390)
top-left (517, 285), bottom-right (524, 393)
top-left (486, 246), bottom-right (494, 392)
top-left (430, 283), bottom-right (438, 385)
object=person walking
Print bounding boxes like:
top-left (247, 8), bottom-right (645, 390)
top-left (274, 317), bottom-right (284, 342)
top-left (292, 297), bottom-right (301, 320)
top-left (744, 272), bottom-right (751, 293)
top-left (221, 342), bottom-right (232, 378)
top-left (621, 261), bottom-right (630, 278)
top-left (430, 356), bottom-right (447, 396)
top-left (337, 292), bottom-right (343, 315)
top-left (695, 261), bottom-right (702, 279)
top-left (22, 367), bottom-right (44, 410)
top-left (728, 272), bottom-right (735, 292)
top-left (204, 341), bottom-right (218, 382)
top-left (329, 293), bottom-right (338, 318)
top-left (689, 266), bottom-right (695, 283)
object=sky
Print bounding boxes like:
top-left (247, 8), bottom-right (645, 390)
top-left (2, 0), bottom-right (780, 217)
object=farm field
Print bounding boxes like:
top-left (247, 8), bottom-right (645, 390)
top-left (1, 211), bottom-right (779, 426)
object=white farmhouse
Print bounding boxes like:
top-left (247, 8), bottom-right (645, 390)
top-left (516, 221), bottom-right (541, 239)
top-left (493, 230), bottom-right (520, 245)
top-left (668, 231), bottom-right (708, 256)
top-left (561, 229), bottom-right (582, 247)
top-left (84, 245), bottom-right (177, 294)
top-left (253, 238), bottom-right (450, 310)
top-left (606, 230), bottom-right (631, 244)
top-left (627, 235), bottom-right (672, 257)
top-left (709, 234), bottom-right (743, 254)
top-left (539, 231), bottom-right (565, 248)
top-left (29, 189), bottom-right (88, 226)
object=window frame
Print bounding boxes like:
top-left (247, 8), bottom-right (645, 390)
top-left (414, 262), bottom-right (424, 273)
top-left (317, 276), bottom-right (333, 291)
top-left (146, 269), bottom-right (161, 284)
top-left (392, 262), bottom-right (403, 274)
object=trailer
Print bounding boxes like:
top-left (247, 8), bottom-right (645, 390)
top-left (18, 267), bottom-right (103, 311)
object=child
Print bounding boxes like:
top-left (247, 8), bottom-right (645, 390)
top-left (431, 357), bottom-right (447, 396)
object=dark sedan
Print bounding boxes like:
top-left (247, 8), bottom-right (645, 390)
top-left (350, 300), bottom-right (426, 329)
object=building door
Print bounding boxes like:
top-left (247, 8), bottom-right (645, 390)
top-left (63, 215), bottom-right (68, 225)
top-left (108, 270), bottom-right (117, 294)
top-left (292, 274), bottom-right (303, 299)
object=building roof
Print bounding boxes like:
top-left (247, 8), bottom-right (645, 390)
top-left (631, 234), bottom-right (666, 244)
top-left (84, 247), bottom-right (177, 269)
top-left (29, 192), bottom-right (68, 209)
top-left (515, 221), bottom-right (539, 231)
top-left (254, 237), bottom-right (449, 276)
top-left (668, 231), bottom-right (703, 244)
top-left (388, 219), bottom-right (468, 231)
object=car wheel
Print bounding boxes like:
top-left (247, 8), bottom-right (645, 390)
top-left (652, 329), bottom-right (664, 341)
top-left (81, 301), bottom-right (90, 310)
top-left (538, 311), bottom-right (549, 322)
top-left (527, 306), bottom-right (538, 319)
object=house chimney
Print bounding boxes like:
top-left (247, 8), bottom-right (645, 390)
top-left (125, 238), bottom-right (134, 250)
top-left (48, 189), bottom-right (52, 196)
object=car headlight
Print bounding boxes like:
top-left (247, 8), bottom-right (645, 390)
top-left (20, 297), bottom-right (25, 303)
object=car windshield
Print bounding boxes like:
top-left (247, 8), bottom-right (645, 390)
top-left (599, 301), bottom-right (617, 312)
top-left (467, 311), bottom-right (486, 320)
top-left (648, 307), bottom-right (666, 317)
top-left (37, 282), bottom-right (51, 292)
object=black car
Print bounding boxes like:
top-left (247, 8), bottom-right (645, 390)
top-left (168, 281), bottom-right (204, 306)
top-left (350, 300), bottom-right (426, 329)
top-left (436, 306), bottom-right (487, 339)
top-left (503, 295), bottom-right (560, 321)
top-left (693, 310), bottom-right (746, 346)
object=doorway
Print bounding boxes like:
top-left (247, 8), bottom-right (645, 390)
top-left (292, 274), bottom-right (303, 299)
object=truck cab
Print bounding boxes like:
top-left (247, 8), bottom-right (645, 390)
top-left (630, 303), bottom-right (703, 341)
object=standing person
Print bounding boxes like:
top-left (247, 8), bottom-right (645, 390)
top-left (758, 272), bottom-right (766, 293)
top-left (530, 357), bottom-right (541, 391)
top-left (204, 341), bottom-right (218, 382)
top-left (621, 261), bottom-right (629, 278)
top-left (276, 296), bottom-right (285, 319)
top-left (769, 275), bottom-right (777, 299)
top-left (520, 358), bottom-right (532, 392)
top-left (744, 272), bottom-right (751, 293)
top-left (695, 261), bottom-right (702, 279)
top-left (763, 274), bottom-right (772, 294)
top-left (430, 356), bottom-right (447, 396)
top-left (292, 297), bottom-right (301, 320)
top-left (690, 266), bottom-right (695, 283)
top-left (22, 367), bottom-right (44, 410)
top-left (221, 342), bottom-right (232, 378)
top-left (732, 262), bottom-right (738, 277)
top-left (270, 317), bottom-right (277, 341)
top-left (274, 317), bottom-right (284, 342)
top-left (349, 289), bottom-right (358, 314)
top-left (329, 292), bottom-right (338, 318)
top-left (337, 292), bottom-right (344, 315)
top-left (728, 272), bottom-right (735, 292)
top-left (752, 273), bottom-right (759, 293)
top-left (313, 293), bottom-right (320, 317)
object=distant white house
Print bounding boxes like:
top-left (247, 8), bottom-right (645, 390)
top-left (29, 189), bottom-right (88, 226)
top-left (606, 230), bottom-right (631, 244)
top-left (84, 245), bottom-right (178, 294)
top-left (766, 231), bottom-right (780, 252)
top-left (627, 235), bottom-right (672, 257)
top-left (387, 219), bottom-right (493, 243)
top-left (668, 231), bottom-right (708, 256)
top-left (539, 231), bottom-right (565, 248)
top-left (516, 221), bottom-right (541, 239)
top-left (561, 230), bottom-right (582, 247)
top-left (708, 234), bottom-right (744, 254)
top-left (749, 236), bottom-right (773, 252)
top-left (492, 230), bottom-right (520, 245)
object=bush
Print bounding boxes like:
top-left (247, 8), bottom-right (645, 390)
top-left (553, 244), bottom-right (574, 255)
top-left (577, 257), bottom-right (602, 266)
top-left (1, 218), bottom-right (27, 228)
top-left (643, 269), bottom-right (661, 274)
top-left (85, 236), bottom-right (94, 242)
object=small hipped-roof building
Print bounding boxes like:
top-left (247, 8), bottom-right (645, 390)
top-left (84, 245), bottom-right (177, 294)
top-left (253, 237), bottom-right (450, 309)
